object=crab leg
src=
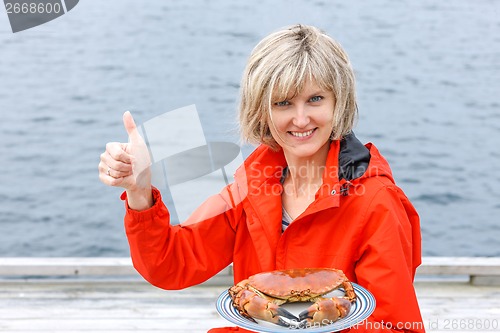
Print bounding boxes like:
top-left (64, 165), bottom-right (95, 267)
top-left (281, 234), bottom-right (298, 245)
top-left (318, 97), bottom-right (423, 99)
top-left (342, 280), bottom-right (357, 302)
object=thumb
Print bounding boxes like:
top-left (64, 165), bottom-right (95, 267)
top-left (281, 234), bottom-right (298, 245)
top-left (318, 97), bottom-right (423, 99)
top-left (123, 111), bottom-right (141, 143)
top-left (122, 111), bottom-right (151, 188)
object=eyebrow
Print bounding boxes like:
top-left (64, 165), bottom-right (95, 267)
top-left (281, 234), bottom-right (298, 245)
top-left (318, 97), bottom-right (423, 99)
top-left (307, 90), bottom-right (326, 96)
top-left (299, 90), bottom-right (328, 100)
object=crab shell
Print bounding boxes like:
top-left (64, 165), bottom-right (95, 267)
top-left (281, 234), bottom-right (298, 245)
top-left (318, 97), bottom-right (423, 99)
top-left (228, 268), bottom-right (357, 327)
top-left (246, 268), bottom-right (354, 302)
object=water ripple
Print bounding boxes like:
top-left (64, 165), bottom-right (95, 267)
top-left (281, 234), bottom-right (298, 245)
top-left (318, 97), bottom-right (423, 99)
top-left (31, 116), bottom-right (55, 123)
top-left (414, 192), bottom-right (464, 205)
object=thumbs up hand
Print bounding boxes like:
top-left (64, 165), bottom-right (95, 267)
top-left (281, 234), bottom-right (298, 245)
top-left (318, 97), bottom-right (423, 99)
top-left (122, 111), bottom-right (152, 189)
top-left (99, 111), bottom-right (153, 210)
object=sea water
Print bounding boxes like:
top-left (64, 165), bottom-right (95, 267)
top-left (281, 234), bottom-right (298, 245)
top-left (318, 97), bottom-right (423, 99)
top-left (0, 0), bottom-right (499, 257)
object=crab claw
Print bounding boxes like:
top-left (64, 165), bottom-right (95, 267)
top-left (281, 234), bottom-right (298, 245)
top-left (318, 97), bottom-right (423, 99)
top-left (235, 289), bottom-right (299, 326)
top-left (298, 297), bottom-right (352, 325)
top-left (252, 302), bottom-right (299, 327)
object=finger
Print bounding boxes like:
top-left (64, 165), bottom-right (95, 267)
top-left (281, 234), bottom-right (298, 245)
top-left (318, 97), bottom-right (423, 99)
top-left (98, 171), bottom-right (126, 187)
top-left (98, 161), bottom-right (132, 186)
top-left (123, 111), bottom-right (142, 144)
top-left (98, 157), bottom-right (132, 178)
top-left (106, 142), bottom-right (132, 164)
top-left (101, 151), bottom-right (133, 172)
top-left (105, 165), bottom-right (132, 179)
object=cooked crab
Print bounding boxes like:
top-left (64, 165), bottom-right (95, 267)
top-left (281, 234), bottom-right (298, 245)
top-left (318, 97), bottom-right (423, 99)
top-left (228, 268), bottom-right (356, 328)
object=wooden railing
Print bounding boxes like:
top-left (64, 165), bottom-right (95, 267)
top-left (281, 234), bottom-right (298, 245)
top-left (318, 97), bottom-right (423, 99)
top-left (1, 257), bottom-right (499, 285)
top-left (417, 256), bottom-right (500, 285)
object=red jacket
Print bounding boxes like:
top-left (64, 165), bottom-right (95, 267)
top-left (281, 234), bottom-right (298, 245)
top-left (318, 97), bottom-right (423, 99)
top-left (123, 138), bottom-right (425, 333)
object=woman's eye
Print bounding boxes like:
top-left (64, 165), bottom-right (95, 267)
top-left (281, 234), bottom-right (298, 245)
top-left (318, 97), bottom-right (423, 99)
top-left (274, 100), bottom-right (289, 107)
top-left (309, 96), bottom-right (323, 103)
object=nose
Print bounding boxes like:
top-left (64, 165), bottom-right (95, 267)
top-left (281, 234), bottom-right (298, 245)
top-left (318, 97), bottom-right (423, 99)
top-left (292, 104), bottom-right (310, 128)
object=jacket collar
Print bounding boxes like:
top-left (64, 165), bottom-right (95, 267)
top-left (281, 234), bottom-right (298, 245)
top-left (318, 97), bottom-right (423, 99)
top-left (234, 139), bottom-right (344, 206)
top-left (234, 133), bottom-right (395, 205)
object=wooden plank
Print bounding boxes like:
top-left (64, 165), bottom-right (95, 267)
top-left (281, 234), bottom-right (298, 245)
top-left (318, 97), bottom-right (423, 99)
top-left (0, 256), bottom-right (499, 276)
top-left (415, 281), bottom-right (500, 332)
top-left (0, 282), bottom-right (228, 332)
top-left (2, 257), bottom-right (500, 286)
top-left (0, 257), bottom-right (136, 276)
top-left (0, 280), bottom-right (499, 332)
top-left (417, 257), bottom-right (500, 285)
top-left (0, 258), bottom-right (233, 286)
top-left (417, 257), bottom-right (500, 276)
top-left (472, 275), bottom-right (500, 286)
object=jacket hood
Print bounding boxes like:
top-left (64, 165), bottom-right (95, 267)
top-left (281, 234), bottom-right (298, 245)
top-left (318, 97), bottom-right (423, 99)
top-left (339, 133), bottom-right (371, 181)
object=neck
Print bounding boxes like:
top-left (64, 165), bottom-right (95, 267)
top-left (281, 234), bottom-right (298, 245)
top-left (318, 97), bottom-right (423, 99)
top-left (282, 141), bottom-right (330, 198)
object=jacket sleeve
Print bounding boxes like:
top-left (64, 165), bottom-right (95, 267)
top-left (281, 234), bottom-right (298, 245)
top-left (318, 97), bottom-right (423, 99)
top-left (347, 184), bottom-right (425, 333)
top-left (122, 184), bottom-right (242, 290)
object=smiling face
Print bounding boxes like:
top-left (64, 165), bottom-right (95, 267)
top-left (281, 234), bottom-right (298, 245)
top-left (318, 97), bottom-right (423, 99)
top-left (239, 25), bottom-right (358, 150)
top-left (268, 80), bottom-right (335, 160)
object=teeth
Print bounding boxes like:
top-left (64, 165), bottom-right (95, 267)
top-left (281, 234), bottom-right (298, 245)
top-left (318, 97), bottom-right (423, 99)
top-left (290, 129), bottom-right (314, 137)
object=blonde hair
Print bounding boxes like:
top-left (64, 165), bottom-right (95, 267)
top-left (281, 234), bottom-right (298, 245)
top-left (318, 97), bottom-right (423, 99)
top-left (239, 24), bottom-right (358, 150)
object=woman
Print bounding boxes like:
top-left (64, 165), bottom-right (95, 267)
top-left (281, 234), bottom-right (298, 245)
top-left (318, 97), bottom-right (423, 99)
top-left (99, 24), bottom-right (425, 332)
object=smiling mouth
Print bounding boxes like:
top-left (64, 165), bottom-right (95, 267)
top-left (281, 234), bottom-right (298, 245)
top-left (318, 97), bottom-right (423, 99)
top-left (288, 128), bottom-right (316, 138)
